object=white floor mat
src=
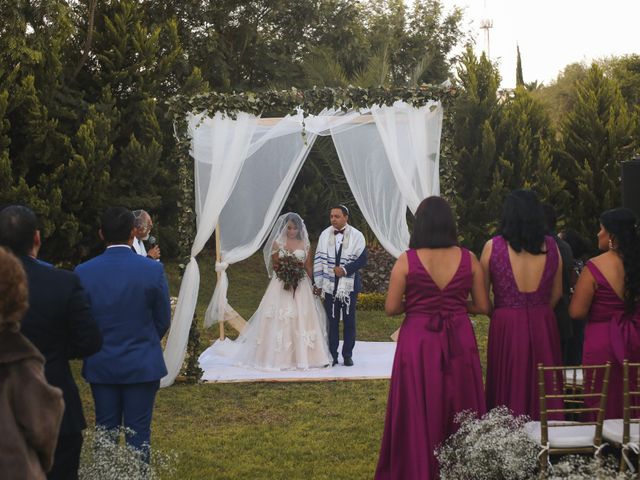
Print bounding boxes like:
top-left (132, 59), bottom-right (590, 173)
top-left (198, 339), bottom-right (396, 383)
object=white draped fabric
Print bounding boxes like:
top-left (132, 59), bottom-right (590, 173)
top-left (160, 112), bottom-right (259, 387)
top-left (161, 102), bottom-right (443, 387)
top-left (204, 112), bottom-right (320, 327)
top-left (371, 100), bottom-right (443, 214)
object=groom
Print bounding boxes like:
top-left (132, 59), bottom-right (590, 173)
top-left (313, 205), bottom-right (367, 366)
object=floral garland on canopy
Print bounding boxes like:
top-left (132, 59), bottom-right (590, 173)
top-left (168, 84), bottom-right (457, 263)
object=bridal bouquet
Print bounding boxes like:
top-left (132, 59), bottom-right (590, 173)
top-left (274, 251), bottom-right (306, 294)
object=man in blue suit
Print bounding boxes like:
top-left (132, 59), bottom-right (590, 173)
top-left (75, 207), bottom-right (171, 461)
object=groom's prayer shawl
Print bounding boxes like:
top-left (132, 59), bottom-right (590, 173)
top-left (313, 224), bottom-right (366, 315)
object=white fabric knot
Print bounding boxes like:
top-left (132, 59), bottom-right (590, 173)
top-left (215, 262), bottom-right (229, 272)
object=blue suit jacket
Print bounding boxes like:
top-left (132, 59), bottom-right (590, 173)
top-left (75, 246), bottom-right (171, 384)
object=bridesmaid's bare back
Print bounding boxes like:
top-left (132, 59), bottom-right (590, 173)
top-left (415, 247), bottom-right (462, 291)
top-left (507, 244), bottom-right (549, 293)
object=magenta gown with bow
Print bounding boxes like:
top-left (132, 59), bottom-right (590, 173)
top-left (375, 248), bottom-right (486, 480)
top-left (485, 235), bottom-right (563, 420)
top-left (582, 261), bottom-right (640, 419)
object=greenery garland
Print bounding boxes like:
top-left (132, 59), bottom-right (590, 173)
top-left (169, 84), bottom-right (456, 261)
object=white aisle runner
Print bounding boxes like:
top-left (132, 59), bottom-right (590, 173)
top-left (198, 340), bottom-right (396, 383)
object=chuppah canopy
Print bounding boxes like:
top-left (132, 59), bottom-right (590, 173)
top-left (161, 91), bottom-right (446, 387)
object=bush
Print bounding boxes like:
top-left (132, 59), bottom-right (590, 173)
top-left (436, 407), bottom-right (538, 480)
top-left (361, 246), bottom-right (395, 293)
top-left (79, 426), bottom-right (176, 480)
top-left (357, 292), bottom-right (386, 310)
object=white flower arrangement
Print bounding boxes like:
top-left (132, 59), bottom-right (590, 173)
top-left (79, 426), bottom-right (176, 480)
top-left (545, 455), bottom-right (635, 480)
top-left (436, 406), bottom-right (538, 480)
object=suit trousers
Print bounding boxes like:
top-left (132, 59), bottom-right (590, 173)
top-left (90, 381), bottom-right (160, 463)
top-left (324, 292), bottom-right (357, 360)
top-left (47, 432), bottom-right (83, 480)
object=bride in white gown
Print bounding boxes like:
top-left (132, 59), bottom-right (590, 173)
top-left (230, 212), bottom-right (332, 370)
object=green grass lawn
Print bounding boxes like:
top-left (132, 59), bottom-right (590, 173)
top-left (76, 251), bottom-right (490, 479)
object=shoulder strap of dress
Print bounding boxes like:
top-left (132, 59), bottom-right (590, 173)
top-left (585, 260), bottom-right (606, 285)
top-left (460, 247), bottom-right (472, 272)
top-left (490, 235), bottom-right (505, 261)
top-left (405, 249), bottom-right (418, 272)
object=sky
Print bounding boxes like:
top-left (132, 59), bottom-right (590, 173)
top-left (438, 0), bottom-right (640, 88)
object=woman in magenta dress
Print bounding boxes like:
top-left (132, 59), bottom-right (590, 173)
top-left (569, 208), bottom-right (640, 418)
top-left (481, 190), bottom-right (563, 419)
top-left (375, 197), bottom-right (489, 480)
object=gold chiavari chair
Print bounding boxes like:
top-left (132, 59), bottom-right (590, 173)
top-left (524, 362), bottom-right (611, 471)
top-left (603, 360), bottom-right (640, 473)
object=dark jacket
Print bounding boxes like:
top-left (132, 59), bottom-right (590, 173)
top-left (0, 330), bottom-right (64, 479)
top-left (75, 246), bottom-right (171, 384)
top-left (19, 256), bottom-right (102, 435)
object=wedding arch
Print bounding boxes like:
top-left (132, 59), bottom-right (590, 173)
top-left (162, 85), bottom-right (454, 387)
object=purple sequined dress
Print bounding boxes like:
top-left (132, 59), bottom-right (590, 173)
top-left (375, 248), bottom-right (486, 480)
top-left (486, 235), bottom-right (563, 419)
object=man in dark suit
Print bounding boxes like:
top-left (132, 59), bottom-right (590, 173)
top-left (0, 205), bottom-right (103, 480)
top-left (313, 205), bottom-right (367, 366)
top-left (75, 207), bottom-right (171, 462)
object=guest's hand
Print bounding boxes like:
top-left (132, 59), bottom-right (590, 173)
top-left (147, 245), bottom-right (161, 260)
top-left (334, 266), bottom-right (346, 277)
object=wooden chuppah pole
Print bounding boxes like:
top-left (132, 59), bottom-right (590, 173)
top-left (215, 223), bottom-right (225, 341)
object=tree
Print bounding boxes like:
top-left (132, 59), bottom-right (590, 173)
top-left (556, 63), bottom-right (638, 241)
top-left (494, 88), bottom-right (567, 211)
top-left (449, 47), bottom-right (503, 253)
top-left (516, 45), bottom-right (524, 87)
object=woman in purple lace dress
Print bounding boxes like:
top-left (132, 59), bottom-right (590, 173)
top-left (569, 208), bottom-right (640, 418)
top-left (375, 197), bottom-right (489, 480)
top-left (481, 190), bottom-right (563, 419)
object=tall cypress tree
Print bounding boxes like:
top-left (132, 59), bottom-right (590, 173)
top-left (557, 63), bottom-right (638, 241)
top-left (516, 45), bottom-right (524, 87)
top-left (494, 88), bottom-right (567, 211)
top-left (450, 46), bottom-right (503, 253)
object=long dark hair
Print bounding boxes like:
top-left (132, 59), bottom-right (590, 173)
top-left (409, 196), bottom-right (458, 249)
top-left (499, 190), bottom-right (547, 254)
top-left (600, 208), bottom-right (640, 313)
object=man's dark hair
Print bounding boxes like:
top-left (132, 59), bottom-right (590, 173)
top-left (101, 207), bottom-right (135, 245)
top-left (0, 205), bottom-right (38, 255)
top-left (409, 196), bottom-right (459, 249)
top-left (331, 205), bottom-right (349, 216)
top-left (543, 204), bottom-right (557, 234)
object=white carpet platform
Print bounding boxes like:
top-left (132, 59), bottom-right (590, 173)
top-left (198, 339), bottom-right (396, 383)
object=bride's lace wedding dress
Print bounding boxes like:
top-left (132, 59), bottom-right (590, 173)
top-left (231, 248), bottom-right (332, 370)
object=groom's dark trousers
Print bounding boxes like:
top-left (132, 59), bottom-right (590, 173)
top-left (324, 247), bottom-right (367, 361)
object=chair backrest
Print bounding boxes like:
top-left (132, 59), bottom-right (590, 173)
top-left (538, 362), bottom-right (612, 447)
top-left (623, 360), bottom-right (640, 445)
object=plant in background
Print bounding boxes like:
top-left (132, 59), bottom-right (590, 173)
top-left (357, 292), bottom-right (387, 310)
top-left (361, 246), bottom-right (396, 293)
top-left (436, 406), bottom-right (538, 480)
top-left (79, 426), bottom-right (176, 480)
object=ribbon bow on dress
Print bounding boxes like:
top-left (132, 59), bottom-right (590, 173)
top-left (610, 310), bottom-right (640, 364)
top-left (424, 311), bottom-right (465, 371)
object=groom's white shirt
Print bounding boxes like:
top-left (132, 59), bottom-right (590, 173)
top-left (132, 237), bottom-right (147, 256)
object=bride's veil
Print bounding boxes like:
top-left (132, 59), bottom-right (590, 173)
top-left (263, 212), bottom-right (310, 277)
